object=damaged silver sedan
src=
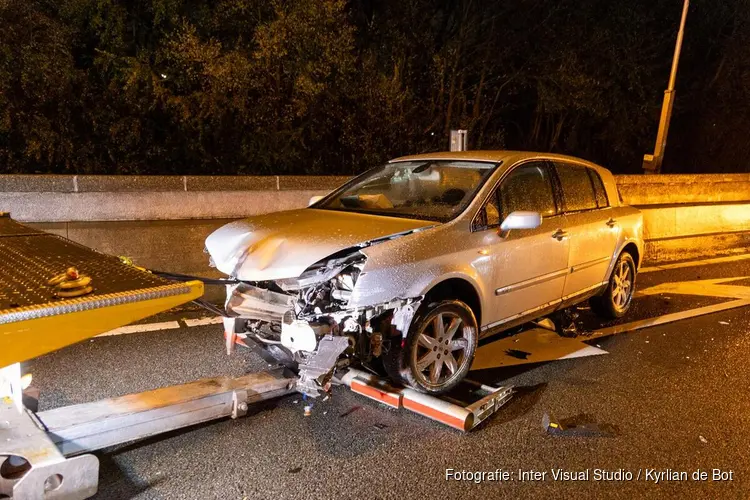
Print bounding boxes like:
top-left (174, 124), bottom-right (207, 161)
top-left (205, 151), bottom-right (644, 399)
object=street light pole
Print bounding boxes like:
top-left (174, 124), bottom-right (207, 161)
top-left (643, 0), bottom-right (690, 174)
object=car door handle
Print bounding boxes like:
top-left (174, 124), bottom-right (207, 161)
top-left (606, 218), bottom-right (617, 228)
top-left (551, 229), bottom-right (568, 241)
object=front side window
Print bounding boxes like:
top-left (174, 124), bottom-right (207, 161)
top-left (475, 162), bottom-right (557, 230)
top-left (314, 160), bottom-right (498, 222)
top-left (498, 162), bottom-right (557, 220)
top-left (475, 193), bottom-right (502, 229)
top-left (555, 163), bottom-right (598, 212)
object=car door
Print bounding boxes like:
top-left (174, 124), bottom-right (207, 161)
top-left (553, 162), bottom-right (621, 301)
top-left (472, 161), bottom-right (570, 331)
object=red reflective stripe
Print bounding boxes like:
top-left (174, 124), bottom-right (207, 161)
top-left (223, 331), bottom-right (249, 347)
top-left (402, 397), bottom-right (467, 431)
top-left (351, 379), bottom-right (402, 408)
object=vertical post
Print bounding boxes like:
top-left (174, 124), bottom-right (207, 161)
top-left (643, 0), bottom-right (689, 174)
top-left (450, 129), bottom-right (468, 151)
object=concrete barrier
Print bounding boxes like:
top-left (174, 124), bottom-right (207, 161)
top-left (32, 219), bottom-right (234, 279)
top-left (621, 174), bottom-right (750, 263)
top-left (4, 191), bottom-right (330, 222)
top-left (639, 203), bottom-right (750, 263)
top-left (0, 175), bottom-right (349, 222)
top-left (617, 174), bottom-right (750, 205)
top-left (2, 173), bottom-right (750, 274)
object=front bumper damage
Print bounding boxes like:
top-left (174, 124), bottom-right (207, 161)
top-left (222, 280), bottom-right (421, 399)
top-left (203, 215), bottom-right (437, 401)
top-left (295, 335), bottom-right (350, 398)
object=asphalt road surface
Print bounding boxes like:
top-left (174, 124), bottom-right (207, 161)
top-left (26, 256), bottom-right (750, 499)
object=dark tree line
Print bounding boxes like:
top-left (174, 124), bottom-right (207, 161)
top-left (1, 0), bottom-right (748, 175)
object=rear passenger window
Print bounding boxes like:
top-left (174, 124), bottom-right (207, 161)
top-left (555, 163), bottom-right (598, 212)
top-left (588, 169), bottom-right (609, 208)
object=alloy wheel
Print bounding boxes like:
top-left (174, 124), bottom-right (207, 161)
top-left (611, 259), bottom-right (633, 311)
top-left (411, 311), bottom-right (471, 387)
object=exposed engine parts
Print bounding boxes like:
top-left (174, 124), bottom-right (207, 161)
top-left (292, 254), bottom-right (363, 317)
top-left (295, 335), bottom-right (350, 398)
top-left (226, 282), bottom-right (294, 324)
top-left (222, 250), bottom-right (422, 399)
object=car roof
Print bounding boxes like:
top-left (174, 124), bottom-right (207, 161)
top-left (390, 150), bottom-right (611, 174)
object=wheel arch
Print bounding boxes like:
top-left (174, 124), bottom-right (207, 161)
top-left (621, 241), bottom-right (640, 269)
top-left (422, 277), bottom-right (482, 327)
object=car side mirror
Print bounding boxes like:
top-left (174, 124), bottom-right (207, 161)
top-left (308, 195), bottom-right (324, 206)
top-left (499, 211), bottom-right (542, 232)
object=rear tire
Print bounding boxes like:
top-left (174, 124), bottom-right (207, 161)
top-left (383, 300), bottom-right (478, 394)
top-left (590, 251), bottom-right (636, 319)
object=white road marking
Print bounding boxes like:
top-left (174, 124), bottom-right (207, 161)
top-left (472, 328), bottom-right (608, 370)
top-left (97, 321), bottom-right (181, 337)
top-left (0, 363), bottom-right (22, 410)
top-left (558, 345), bottom-right (609, 359)
top-left (183, 316), bottom-right (224, 327)
top-left (95, 316), bottom-right (223, 336)
top-left (591, 275), bottom-right (750, 337)
top-left (591, 299), bottom-right (750, 337)
top-left (635, 276), bottom-right (750, 299)
top-left (640, 253), bottom-right (750, 274)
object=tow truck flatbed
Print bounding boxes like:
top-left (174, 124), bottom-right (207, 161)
top-left (0, 213), bottom-right (204, 367)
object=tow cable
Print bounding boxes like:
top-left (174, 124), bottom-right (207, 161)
top-left (146, 269), bottom-right (241, 286)
top-left (148, 270), bottom-right (240, 317)
top-left (118, 258), bottom-right (240, 315)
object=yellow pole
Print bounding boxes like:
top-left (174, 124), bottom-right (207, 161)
top-left (643, 0), bottom-right (689, 174)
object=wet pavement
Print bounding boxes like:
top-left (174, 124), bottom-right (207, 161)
top-left (25, 257), bottom-right (750, 499)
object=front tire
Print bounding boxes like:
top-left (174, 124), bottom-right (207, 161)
top-left (590, 251), bottom-right (636, 319)
top-left (384, 300), bottom-right (478, 394)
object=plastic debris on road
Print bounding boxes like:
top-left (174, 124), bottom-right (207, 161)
top-left (542, 412), bottom-right (619, 438)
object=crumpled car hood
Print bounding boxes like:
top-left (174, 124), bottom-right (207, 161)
top-left (205, 209), bottom-right (435, 281)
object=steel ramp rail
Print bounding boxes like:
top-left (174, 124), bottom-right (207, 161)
top-left (37, 368), bottom-right (297, 457)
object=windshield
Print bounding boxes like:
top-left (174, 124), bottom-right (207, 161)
top-left (314, 160), bottom-right (499, 222)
